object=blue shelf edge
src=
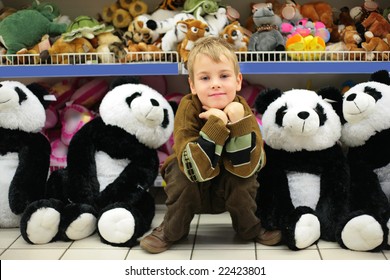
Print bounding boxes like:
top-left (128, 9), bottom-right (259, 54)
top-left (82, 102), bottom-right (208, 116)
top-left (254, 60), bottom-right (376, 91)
top-left (239, 61), bottom-right (390, 74)
top-left (1, 61), bottom-right (389, 78)
top-left (0, 63), bottom-right (180, 78)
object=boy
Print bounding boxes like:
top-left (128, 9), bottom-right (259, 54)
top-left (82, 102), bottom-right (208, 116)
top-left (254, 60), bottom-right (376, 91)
top-left (141, 36), bottom-right (281, 254)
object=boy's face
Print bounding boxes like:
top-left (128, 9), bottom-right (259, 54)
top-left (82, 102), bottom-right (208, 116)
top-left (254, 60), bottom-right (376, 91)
top-left (189, 53), bottom-right (242, 110)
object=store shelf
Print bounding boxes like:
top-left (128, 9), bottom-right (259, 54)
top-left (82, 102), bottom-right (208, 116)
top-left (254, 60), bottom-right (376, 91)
top-left (1, 51), bottom-right (389, 78)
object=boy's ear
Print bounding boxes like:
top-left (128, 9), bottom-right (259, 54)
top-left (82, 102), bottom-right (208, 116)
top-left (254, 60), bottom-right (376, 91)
top-left (254, 88), bottom-right (283, 114)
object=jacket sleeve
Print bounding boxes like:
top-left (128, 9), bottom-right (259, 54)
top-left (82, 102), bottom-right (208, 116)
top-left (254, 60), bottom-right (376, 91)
top-left (223, 99), bottom-right (266, 178)
top-left (173, 97), bottom-right (230, 182)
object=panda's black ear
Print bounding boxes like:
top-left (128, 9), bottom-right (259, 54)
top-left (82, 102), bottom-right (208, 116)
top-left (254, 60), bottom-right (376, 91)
top-left (254, 88), bottom-right (283, 114)
top-left (318, 86), bottom-right (344, 121)
top-left (168, 101), bottom-right (178, 115)
top-left (26, 83), bottom-right (51, 109)
top-left (369, 70), bottom-right (390, 85)
top-left (109, 76), bottom-right (140, 90)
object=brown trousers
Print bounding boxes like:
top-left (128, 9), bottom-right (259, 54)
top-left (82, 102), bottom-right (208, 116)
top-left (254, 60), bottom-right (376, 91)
top-left (162, 159), bottom-right (261, 242)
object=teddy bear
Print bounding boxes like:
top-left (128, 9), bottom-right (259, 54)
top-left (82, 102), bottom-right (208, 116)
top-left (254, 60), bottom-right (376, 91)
top-left (340, 25), bottom-right (364, 53)
top-left (356, 12), bottom-right (390, 39)
top-left (254, 86), bottom-right (351, 250)
top-left (176, 18), bottom-right (210, 63)
top-left (361, 32), bottom-right (390, 60)
top-left (336, 70), bottom-right (390, 251)
top-left (248, 2), bottom-right (285, 59)
top-left (0, 80), bottom-right (51, 228)
top-left (20, 77), bottom-right (175, 247)
top-left (41, 36), bottom-right (96, 64)
top-left (0, 0), bottom-right (67, 56)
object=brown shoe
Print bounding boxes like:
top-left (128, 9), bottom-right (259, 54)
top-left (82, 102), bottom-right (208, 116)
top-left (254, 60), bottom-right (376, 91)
top-left (140, 225), bottom-right (172, 254)
top-left (256, 228), bottom-right (282, 246)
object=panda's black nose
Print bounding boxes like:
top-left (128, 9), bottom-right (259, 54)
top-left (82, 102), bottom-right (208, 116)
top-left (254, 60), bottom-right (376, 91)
top-left (298, 111), bottom-right (310, 120)
top-left (151, 99), bottom-right (159, 106)
top-left (346, 94), bottom-right (356, 101)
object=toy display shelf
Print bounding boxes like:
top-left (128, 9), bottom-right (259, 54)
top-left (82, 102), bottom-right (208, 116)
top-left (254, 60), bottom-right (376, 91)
top-left (1, 51), bottom-right (389, 78)
top-left (0, 51), bottom-right (180, 78)
top-left (236, 51), bottom-right (390, 74)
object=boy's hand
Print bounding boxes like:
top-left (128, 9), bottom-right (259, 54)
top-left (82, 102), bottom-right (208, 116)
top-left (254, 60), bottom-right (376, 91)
top-left (199, 107), bottom-right (228, 125)
top-left (224, 102), bottom-right (244, 123)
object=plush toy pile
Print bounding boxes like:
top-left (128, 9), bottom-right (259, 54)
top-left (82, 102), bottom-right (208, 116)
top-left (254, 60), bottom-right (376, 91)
top-left (0, 0), bottom-right (389, 63)
top-left (20, 77), bottom-right (175, 247)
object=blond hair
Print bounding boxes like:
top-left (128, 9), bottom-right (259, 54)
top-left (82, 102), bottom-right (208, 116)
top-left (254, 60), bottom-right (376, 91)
top-left (187, 37), bottom-right (240, 81)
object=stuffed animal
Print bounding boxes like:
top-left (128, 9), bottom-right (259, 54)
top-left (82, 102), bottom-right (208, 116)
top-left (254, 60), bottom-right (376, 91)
top-left (62, 15), bottom-right (114, 42)
top-left (248, 3), bottom-right (285, 53)
top-left (20, 77), bottom-right (175, 247)
top-left (337, 70), bottom-right (390, 251)
top-left (0, 1), bottom-right (67, 56)
top-left (299, 1), bottom-right (340, 42)
top-left (356, 12), bottom-right (390, 39)
top-left (125, 15), bottom-right (162, 45)
top-left (340, 25), bottom-right (364, 52)
top-left (361, 32), bottom-right (390, 60)
top-left (0, 81), bottom-right (51, 228)
top-left (220, 21), bottom-right (250, 51)
top-left (42, 36), bottom-right (96, 64)
top-left (183, 0), bottom-right (220, 20)
top-left (176, 18), bottom-right (210, 63)
top-left (254, 87), bottom-right (350, 250)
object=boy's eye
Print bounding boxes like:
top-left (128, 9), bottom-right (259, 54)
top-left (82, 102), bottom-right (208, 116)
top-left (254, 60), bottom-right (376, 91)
top-left (200, 76), bottom-right (209, 81)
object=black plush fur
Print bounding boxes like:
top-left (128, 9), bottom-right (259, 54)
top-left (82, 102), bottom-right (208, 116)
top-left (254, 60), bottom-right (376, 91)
top-left (0, 128), bottom-right (50, 214)
top-left (0, 81), bottom-right (51, 228)
top-left (257, 144), bottom-right (350, 250)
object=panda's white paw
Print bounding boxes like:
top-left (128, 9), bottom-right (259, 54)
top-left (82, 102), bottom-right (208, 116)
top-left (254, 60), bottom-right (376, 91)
top-left (26, 207), bottom-right (61, 244)
top-left (341, 214), bottom-right (383, 251)
top-left (65, 213), bottom-right (97, 240)
top-left (98, 208), bottom-right (135, 244)
top-left (295, 214), bottom-right (321, 249)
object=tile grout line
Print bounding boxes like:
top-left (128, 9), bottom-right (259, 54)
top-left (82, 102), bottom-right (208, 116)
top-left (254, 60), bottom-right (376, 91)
top-left (189, 214), bottom-right (201, 260)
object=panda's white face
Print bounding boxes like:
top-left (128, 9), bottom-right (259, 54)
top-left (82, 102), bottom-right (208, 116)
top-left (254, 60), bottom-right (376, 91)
top-left (262, 89), bottom-right (341, 152)
top-left (0, 81), bottom-right (46, 132)
top-left (341, 81), bottom-right (390, 147)
top-left (99, 83), bottom-right (174, 149)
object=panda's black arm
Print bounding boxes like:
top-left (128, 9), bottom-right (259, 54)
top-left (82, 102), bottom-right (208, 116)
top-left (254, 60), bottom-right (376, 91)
top-left (315, 145), bottom-right (350, 239)
top-left (8, 133), bottom-right (50, 214)
top-left (257, 163), bottom-right (293, 230)
top-left (66, 121), bottom-right (100, 205)
top-left (98, 148), bottom-right (159, 205)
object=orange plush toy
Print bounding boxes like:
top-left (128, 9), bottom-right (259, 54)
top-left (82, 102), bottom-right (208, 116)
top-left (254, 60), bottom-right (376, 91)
top-left (176, 18), bottom-right (210, 63)
top-left (358, 12), bottom-right (390, 39)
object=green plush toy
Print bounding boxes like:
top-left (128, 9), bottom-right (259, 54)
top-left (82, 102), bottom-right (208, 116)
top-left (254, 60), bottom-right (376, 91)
top-left (0, 0), bottom-right (67, 55)
top-left (183, 0), bottom-right (221, 20)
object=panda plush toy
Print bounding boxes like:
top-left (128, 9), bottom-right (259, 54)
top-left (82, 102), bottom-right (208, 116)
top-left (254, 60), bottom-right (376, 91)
top-left (254, 87), bottom-right (350, 250)
top-left (0, 81), bottom-right (51, 228)
top-left (20, 77), bottom-right (175, 247)
top-left (337, 70), bottom-right (390, 251)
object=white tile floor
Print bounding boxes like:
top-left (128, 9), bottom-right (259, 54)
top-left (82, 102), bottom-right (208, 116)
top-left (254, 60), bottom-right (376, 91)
top-left (0, 189), bottom-right (389, 260)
